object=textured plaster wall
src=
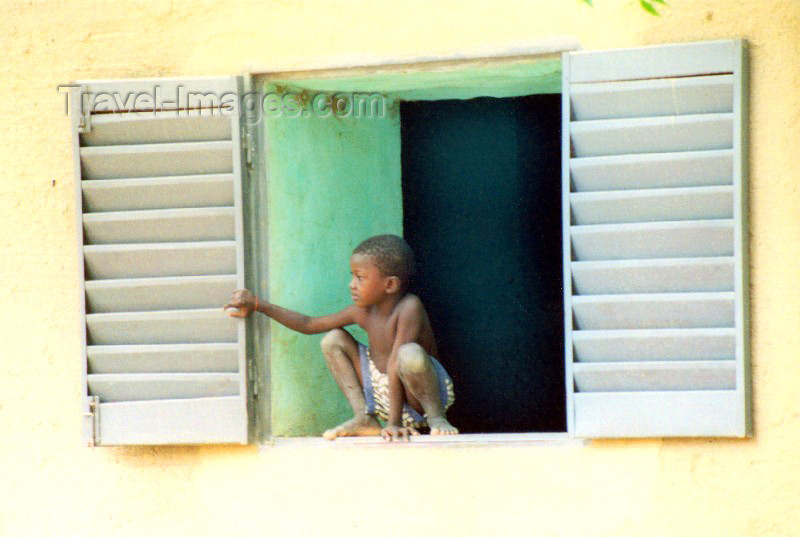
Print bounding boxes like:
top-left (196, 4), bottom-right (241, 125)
top-left (1, 1), bottom-right (799, 536)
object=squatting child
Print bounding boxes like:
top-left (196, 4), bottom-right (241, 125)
top-left (225, 234), bottom-right (458, 442)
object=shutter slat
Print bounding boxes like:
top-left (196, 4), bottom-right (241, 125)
top-left (83, 241), bottom-right (236, 279)
top-left (571, 220), bottom-right (734, 261)
top-left (85, 274), bottom-right (237, 313)
top-left (572, 257), bottom-right (734, 295)
top-left (573, 390), bottom-right (743, 437)
top-left (80, 141), bottom-right (233, 180)
top-left (571, 149), bottom-right (733, 192)
top-left (86, 308), bottom-right (237, 345)
top-left (88, 343), bottom-right (239, 374)
top-left (82, 174), bottom-right (234, 212)
top-left (97, 396), bottom-right (243, 445)
top-left (80, 78), bottom-right (238, 111)
top-left (573, 328), bottom-right (736, 362)
top-left (83, 207), bottom-right (235, 245)
top-left (570, 74), bottom-right (733, 120)
top-left (568, 40), bottom-right (736, 83)
top-left (571, 113), bottom-right (733, 158)
top-left (573, 361), bottom-right (736, 392)
top-left (572, 292), bottom-right (735, 330)
top-left (571, 186), bottom-right (733, 225)
top-left (81, 111), bottom-right (232, 146)
top-left (88, 373), bottom-right (239, 402)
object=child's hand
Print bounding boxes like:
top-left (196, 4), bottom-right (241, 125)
top-left (225, 289), bottom-right (259, 317)
top-left (381, 424), bottom-right (419, 442)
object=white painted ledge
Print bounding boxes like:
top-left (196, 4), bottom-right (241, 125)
top-left (261, 432), bottom-right (584, 450)
top-left (247, 36), bottom-right (582, 74)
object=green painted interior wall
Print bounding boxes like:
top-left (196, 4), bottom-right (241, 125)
top-left (269, 58), bottom-right (562, 100)
top-left (261, 82), bottom-right (402, 436)
top-left (258, 57), bottom-right (561, 437)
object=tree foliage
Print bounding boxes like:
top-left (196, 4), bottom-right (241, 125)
top-left (579, 0), bottom-right (667, 16)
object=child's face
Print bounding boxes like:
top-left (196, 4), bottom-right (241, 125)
top-left (349, 253), bottom-right (388, 307)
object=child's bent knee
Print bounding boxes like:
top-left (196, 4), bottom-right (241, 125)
top-left (397, 343), bottom-right (427, 374)
top-left (320, 328), bottom-right (348, 353)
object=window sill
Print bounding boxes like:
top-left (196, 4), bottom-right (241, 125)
top-left (261, 432), bottom-right (585, 450)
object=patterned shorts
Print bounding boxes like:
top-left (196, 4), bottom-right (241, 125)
top-left (358, 343), bottom-right (455, 429)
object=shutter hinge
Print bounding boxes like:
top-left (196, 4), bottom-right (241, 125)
top-left (77, 86), bottom-right (91, 133)
top-left (240, 74), bottom-right (256, 169)
top-left (77, 109), bottom-right (91, 133)
top-left (82, 396), bottom-right (100, 447)
top-left (244, 129), bottom-right (255, 168)
top-left (248, 356), bottom-right (258, 399)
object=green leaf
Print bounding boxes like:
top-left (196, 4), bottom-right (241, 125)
top-left (640, 0), bottom-right (660, 15)
top-left (651, 0), bottom-right (666, 3)
top-left (580, 0), bottom-right (593, 6)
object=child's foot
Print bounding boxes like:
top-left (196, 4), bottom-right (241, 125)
top-left (427, 416), bottom-right (459, 435)
top-left (322, 414), bottom-right (382, 440)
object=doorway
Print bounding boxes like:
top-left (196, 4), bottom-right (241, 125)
top-left (401, 95), bottom-right (566, 433)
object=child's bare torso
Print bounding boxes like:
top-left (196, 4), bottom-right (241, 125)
top-left (351, 293), bottom-right (437, 373)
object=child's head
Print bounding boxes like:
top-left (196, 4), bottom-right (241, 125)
top-left (349, 234), bottom-right (415, 306)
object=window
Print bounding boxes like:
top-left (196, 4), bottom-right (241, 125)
top-left (71, 39), bottom-right (750, 445)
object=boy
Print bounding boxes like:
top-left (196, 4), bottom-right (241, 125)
top-left (225, 234), bottom-right (458, 442)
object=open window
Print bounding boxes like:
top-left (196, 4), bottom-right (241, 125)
top-left (258, 55), bottom-right (568, 438)
top-left (71, 39), bottom-right (750, 445)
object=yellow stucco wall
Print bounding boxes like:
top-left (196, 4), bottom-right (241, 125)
top-left (2, 0), bottom-right (799, 535)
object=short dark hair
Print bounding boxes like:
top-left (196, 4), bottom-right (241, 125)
top-left (353, 234), bottom-right (415, 284)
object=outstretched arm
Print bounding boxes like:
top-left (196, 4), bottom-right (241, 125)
top-left (225, 289), bottom-right (357, 335)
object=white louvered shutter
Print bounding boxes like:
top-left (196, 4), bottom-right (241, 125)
top-left (562, 40), bottom-right (750, 437)
top-left (71, 77), bottom-right (250, 445)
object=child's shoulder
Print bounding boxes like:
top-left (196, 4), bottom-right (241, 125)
top-left (395, 293), bottom-right (426, 314)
